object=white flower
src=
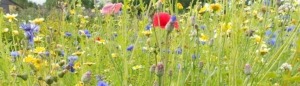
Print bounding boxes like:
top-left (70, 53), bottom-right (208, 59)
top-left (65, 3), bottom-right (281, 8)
top-left (280, 63), bottom-right (292, 71)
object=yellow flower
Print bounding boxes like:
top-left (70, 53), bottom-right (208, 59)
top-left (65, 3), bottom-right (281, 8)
top-left (2, 28), bottom-right (9, 33)
top-left (30, 18), bottom-right (44, 24)
top-left (256, 43), bottom-right (270, 55)
top-left (142, 30), bottom-right (152, 37)
top-left (34, 47), bottom-right (46, 54)
top-left (23, 55), bottom-right (35, 63)
top-left (70, 9), bottom-right (76, 15)
top-left (111, 53), bottom-right (117, 58)
top-left (12, 30), bottom-right (19, 35)
top-left (252, 35), bottom-right (261, 44)
top-left (210, 3), bottom-right (221, 12)
top-left (199, 6), bottom-right (207, 14)
top-left (34, 36), bottom-right (43, 43)
top-left (132, 65), bottom-right (143, 70)
top-left (177, 3), bottom-right (183, 10)
top-left (83, 62), bottom-right (96, 66)
top-left (72, 51), bottom-right (85, 56)
top-left (221, 22), bottom-right (232, 33)
top-left (4, 14), bottom-right (18, 22)
top-left (75, 81), bottom-right (84, 86)
top-left (74, 62), bottom-right (81, 70)
top-left (199, 33), bottom-right (208, 42)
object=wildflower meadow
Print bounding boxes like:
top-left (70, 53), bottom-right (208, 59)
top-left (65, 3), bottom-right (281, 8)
top-left (1, 0), bottom-right (300, 86)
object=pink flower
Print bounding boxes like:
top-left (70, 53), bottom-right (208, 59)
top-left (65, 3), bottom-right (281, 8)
top-left (101, 3), bottom-right (122, 15)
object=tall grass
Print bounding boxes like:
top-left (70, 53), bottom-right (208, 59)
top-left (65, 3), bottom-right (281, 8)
top-left (0, 0), bottom-right (300, 86)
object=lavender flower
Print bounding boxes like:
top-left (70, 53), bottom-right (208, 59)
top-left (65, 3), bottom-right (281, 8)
top-left (65, 32), bottom-right (72, 37)
top-left (127, 44), bottom-right (134, 51)
top-left (146, 24), bottom-right (151, 30)
top-left (175, 47), bottom-right (182, 54)
top-left (10, 51), bottom-right (19, 58)
top-left (66, 56), bottom-right (78, 72)
top-left (96, 75), bottom-right (109, 86)
top-left (79, 30), bottom-right (91, 38)
top-left (20, 23), bottom-right (40, 45)
top-left (286, 25), bottom-right (295, 32)
top-left (166, 15), bottom-right (177, 34)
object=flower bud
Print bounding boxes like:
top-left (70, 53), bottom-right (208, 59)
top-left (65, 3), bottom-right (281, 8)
top-left (155, 62), bottom-right (164, 77)
top-left (45, 75), bottom-right (54, 85)
top-left (244, 63), bottom-right (251, 75)
top-left (150, 64), bottom-right (156, 73)
top-left (16, 74), bottom-right (28, 81)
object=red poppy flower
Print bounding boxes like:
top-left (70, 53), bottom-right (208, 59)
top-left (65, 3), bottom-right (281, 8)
top-left (153, 12), bottom-right (179, 29)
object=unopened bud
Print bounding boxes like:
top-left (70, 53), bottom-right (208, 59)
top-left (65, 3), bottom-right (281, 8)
top-left (244, 64), bottom-right (251, 75)
top-left (155, 62), bottom-right (164, 77)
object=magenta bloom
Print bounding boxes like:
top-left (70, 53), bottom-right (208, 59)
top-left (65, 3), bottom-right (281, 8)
top-left (101, 3), bottom-right (122, 15)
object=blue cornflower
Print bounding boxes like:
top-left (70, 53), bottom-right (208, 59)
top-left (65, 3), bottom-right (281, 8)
top-left (10, 51), bottom-right (19, 58)
top-left (127, 44), bottom-right (134, 51)
top-left (175, 47), bottom-right (182, 54)
top-left (200, 25), bottom-right (206, 30)
top-left (67, 55), bottom-right (78, 72)
top-left (145, 24), bottom-right (151, 30)
top-left (192, 54), bottom-right (200, 60)
top-left (79, 30), bottom-right (91, 38)
top-left (265, 29), bottom-right (272, 37)
top-left (96, 75), bottom-right (109, 86)
top-left (267, 38), bottom-right (276, 46)
top-left (65, 32), bottom-right (72, 37)
top-left (20, 23), bottom-right (40, 45)
top-left (286, 25), bottom-right (295, 32)
top-left (170, 15), bottom-right (177, 23)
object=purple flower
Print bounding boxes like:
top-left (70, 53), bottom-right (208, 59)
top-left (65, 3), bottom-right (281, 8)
top-left (79, 30), bottom-right (91, 38)
top-left (97, 81), bottom-right (109, 86)
top-left (127, 44), bottom-right (134, 51)
top-left (175, 47), bottom-right (182, 54)
top-left (68, 55), bottom-right (78, 63)
top-left (20, 23), bottom-right (40, 45)
top-left (146, 24), bottom-right (151, 30)
top-left (267, 38), bottom-right (276, 46)
top-left (265, 30), bottom-right (272, 37)
top-left (65, 32), bottom-right (72, 37)
top-left (286, 25), bottom-right (295, 32)
top-left (10, 51), bottom-right (19, 58)
top-left (170, 15), bottom-right (177, 23)
top-left (66, 55), bottom-right (78, 72)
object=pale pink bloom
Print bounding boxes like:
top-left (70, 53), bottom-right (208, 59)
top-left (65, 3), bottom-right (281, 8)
top-left (101, 3), bottom-right (122, 15)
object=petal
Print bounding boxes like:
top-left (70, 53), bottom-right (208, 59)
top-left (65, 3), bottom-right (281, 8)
top-left (153, 12), bottom-right (171, 29)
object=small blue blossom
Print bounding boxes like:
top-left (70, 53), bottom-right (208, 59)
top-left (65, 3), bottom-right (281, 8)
top-left (267, 38), bottom-right (276, 46)
top-left (97, 81), bottom-right (109, 86)
top-left (286, 25), bottom-right (295, 32)
top-left (127, 44), bottom-right (134, 51)
top-left (265, 30), bottom-right (272, 37)
top-left (146, 24), bottom-right (151, 30)
top-left (65, 32), bottom-right (72, 37)
top-left (68, 55), bottom-right (78, 63)
top-left (192, 54), bottom-right (200, 60)
top-left (20, 23), bottom-right (40, 45)
top-left (175, 47), bottom-right (182, 54)
top-left (200, 25), bottom-right (206, 30)
top-left (10, 51), bottom-right (19, 58)
top-left (170, 15), bottom-right (177, 23)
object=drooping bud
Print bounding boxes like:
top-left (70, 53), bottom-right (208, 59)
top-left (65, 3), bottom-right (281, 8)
top-left (244, 63), bottom-right (251, 75)
top-left (58, 70), bottom-right (67, 78)
top-left (155, 62), bottom-right (164, 77)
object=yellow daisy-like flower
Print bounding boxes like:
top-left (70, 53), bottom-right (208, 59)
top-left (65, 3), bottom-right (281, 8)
top-left (72, 51), bottom-right (85, 56)
top-left (177, 3), bottom-right (183, 10)
top-left (199, 33), bottom-right (209, 42)
top-left (132, 65), bottom-right (143, 70)
top-left (70, 9), bottom-right (76, 15)
top-left (111, 53), bottom-right (117, 58)
top-left (142, 30), bottom-right (152, 37)
top-left (221, 22), bottom-right (232, 33)
top-left (210, 3), bottom-right (221, 12)
top-left (34, 36), bottom-right (43, 43)
top-left (83, 62), bottom-right (96, 66)
top-left (74, 62), bottom-right (81, 70)
top-left (256, 43), bottom-right (271, 55)
top-left (75, 81), bottom-right (84, 86)
top-left (252, 34), bottom-right (261, 44)
top-left (23, 55), bottom-right (35, 63)
top-left (4, 13), bottom-right (18, 22)
top-left (12, 30), bottom-right (19, 35)
top-left (30, 18), bottom-right (44, 24)
top-left (34, 47), bottom-right (46, 54)
top-left (199, 6), bottom-right (207, 14)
